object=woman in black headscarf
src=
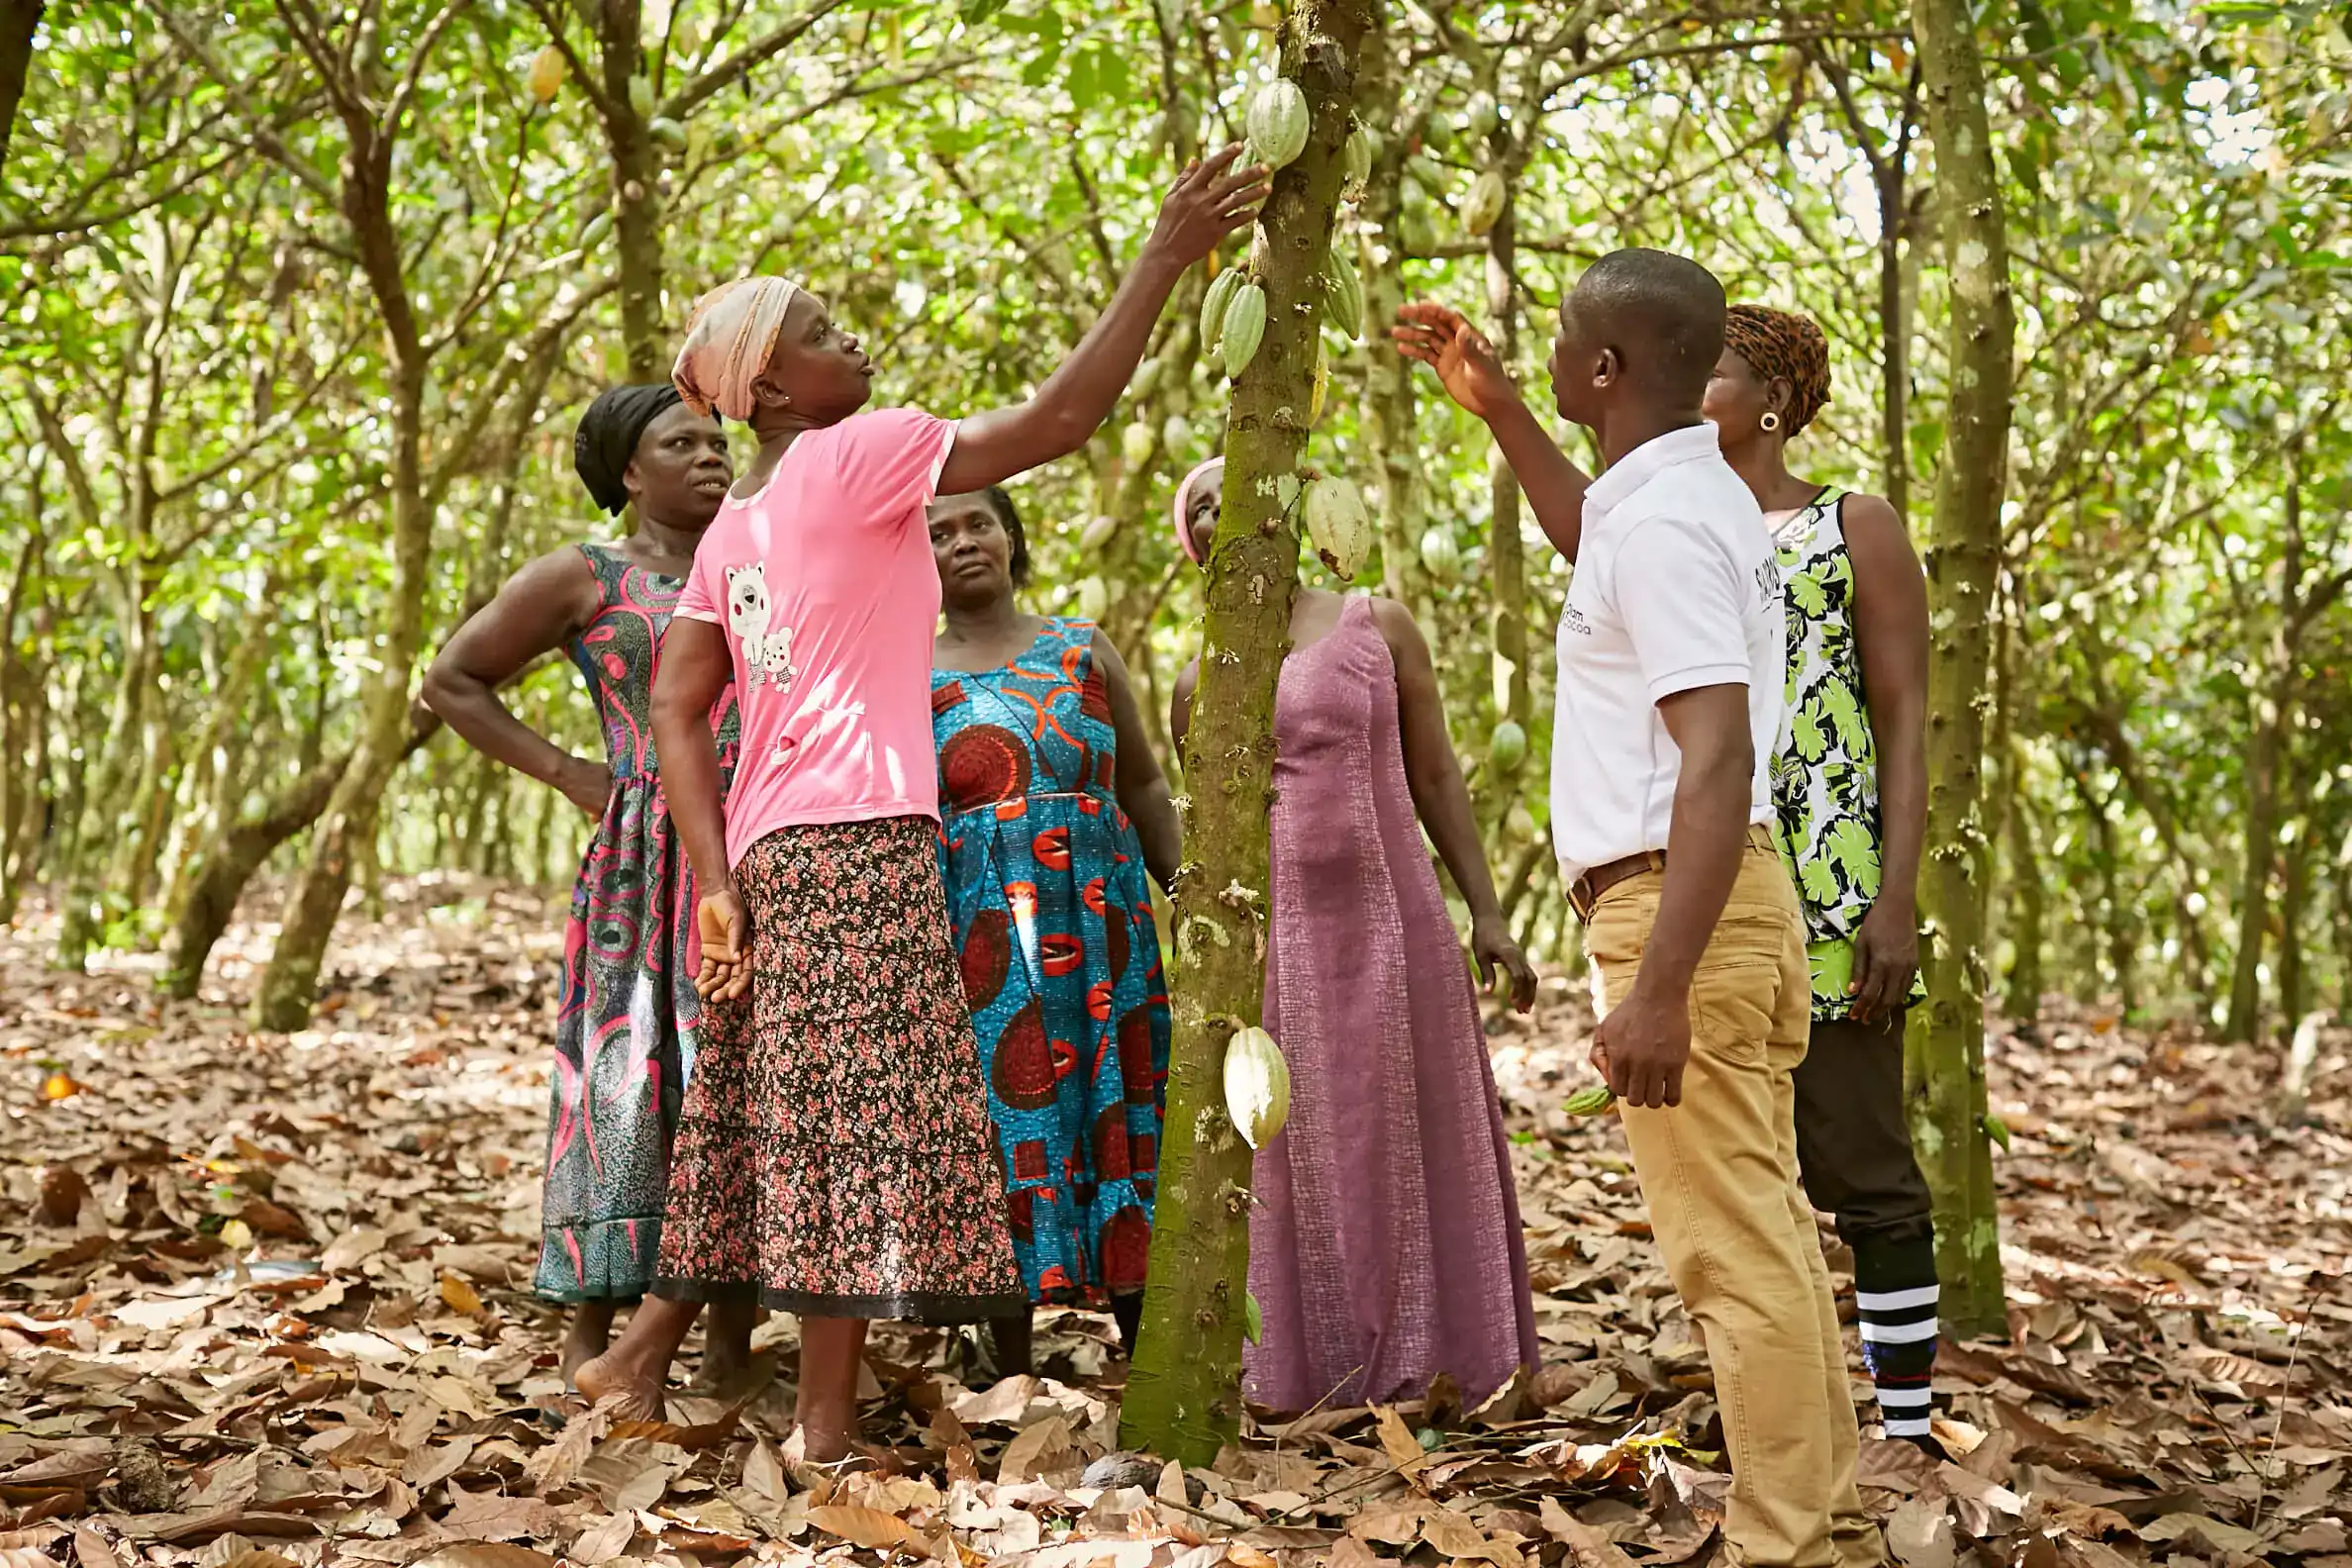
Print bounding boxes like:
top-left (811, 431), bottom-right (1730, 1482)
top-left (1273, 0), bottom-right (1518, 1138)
top-left (424, 385), bottom-right (754, 1390)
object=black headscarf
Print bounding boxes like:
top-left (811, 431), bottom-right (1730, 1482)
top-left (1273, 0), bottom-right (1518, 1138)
top-left (573, 383), bottom-right (683, 516)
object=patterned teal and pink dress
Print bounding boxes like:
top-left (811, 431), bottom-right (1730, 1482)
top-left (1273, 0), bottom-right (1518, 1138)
top-left (930, 618), bottom-right (1170, 1303)
top-left (534, 541), bottom-right (738, 1303)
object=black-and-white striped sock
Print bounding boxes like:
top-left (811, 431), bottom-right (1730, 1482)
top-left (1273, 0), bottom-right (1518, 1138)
top-left (1853, 1235), bottom-right (1938, 1440)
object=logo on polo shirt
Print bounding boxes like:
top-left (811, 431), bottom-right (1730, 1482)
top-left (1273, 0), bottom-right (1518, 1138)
top-left (1753, 556), bottom-right (1783, 600)
top-left (1562, 603), bottom-right (1593, 637)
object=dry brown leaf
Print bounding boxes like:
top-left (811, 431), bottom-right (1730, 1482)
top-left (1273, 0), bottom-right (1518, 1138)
top-left (1885, 1499), bottom-right (1955, 1568)
top-left (0, 1550), bottom-right (63, 1568)
top-left (437, 1273), bottom-right (484, 1315)
top-left (568, 1512), bottom-right (636, 1566)
top-left (1225, 1547), bottom-right (1278, 1568)
top-left (806, 1504), bottom-right (917, 1551)
top-left (1372, 1407), bottom-right (1429, 1474)
top-left (68, 1527), bottom-right (121, 1568)
top-left (403, 1547), bottom-right (560, 1568)
top-left (996, 1415), bottom-right (1075, 1482)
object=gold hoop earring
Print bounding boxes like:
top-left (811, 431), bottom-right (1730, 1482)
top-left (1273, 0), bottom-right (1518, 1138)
top-left (1759, 411), bottom-right (1782, 434)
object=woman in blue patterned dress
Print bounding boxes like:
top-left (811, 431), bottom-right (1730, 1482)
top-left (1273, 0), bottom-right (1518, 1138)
top-left (423, 385), bottom-right (753, 1388)
top-left (927, 487), bottom-right (1180, 1373)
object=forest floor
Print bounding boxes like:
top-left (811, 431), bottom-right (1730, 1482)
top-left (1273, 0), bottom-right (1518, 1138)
top-left (2, 876), bottom-right (2350, 1568)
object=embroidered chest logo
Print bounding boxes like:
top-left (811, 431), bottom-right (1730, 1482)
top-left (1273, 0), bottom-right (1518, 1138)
top-left (1562, 603), bottom-right (1593, 637)
top-left (1754, 556), bottom-right (1784, 602)
top-left (724, 561), bottom-right (799, 693)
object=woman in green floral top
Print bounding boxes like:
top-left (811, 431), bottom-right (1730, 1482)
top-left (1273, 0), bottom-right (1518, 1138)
top-left (1704, 304), bottom-right (1938, 1443)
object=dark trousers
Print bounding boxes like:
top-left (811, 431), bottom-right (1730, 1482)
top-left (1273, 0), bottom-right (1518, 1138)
top-left (1793, 1008), bottom-right (1938, 1437)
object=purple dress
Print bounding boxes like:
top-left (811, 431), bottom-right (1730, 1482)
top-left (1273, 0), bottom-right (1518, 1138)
top-left (1244, 594), bottom-right (1540, 1412)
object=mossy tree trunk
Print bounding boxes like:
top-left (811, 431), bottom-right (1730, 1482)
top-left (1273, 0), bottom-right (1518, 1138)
top-left (1124, 0), bottom-right (1373, 1466)
top-left (1906, 0), bottom-right (2014, 1341)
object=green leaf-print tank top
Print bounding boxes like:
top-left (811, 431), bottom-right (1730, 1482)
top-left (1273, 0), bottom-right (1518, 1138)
top-left (1768, 489), bottom-right (1925, 1020)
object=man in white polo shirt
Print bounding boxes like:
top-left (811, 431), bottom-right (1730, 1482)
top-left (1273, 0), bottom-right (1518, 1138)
top-left (1397, 252), bottom-right (1878, 1568)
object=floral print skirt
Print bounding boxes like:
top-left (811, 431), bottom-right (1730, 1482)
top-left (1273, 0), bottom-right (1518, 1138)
top-left (651, 816), bottom-right (1027, 1323)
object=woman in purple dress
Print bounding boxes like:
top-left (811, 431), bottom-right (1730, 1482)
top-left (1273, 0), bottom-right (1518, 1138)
top-left (423, 385), bottom-right (752, 1388)
top-left (1169, 457), bottom-right (1542, 1414)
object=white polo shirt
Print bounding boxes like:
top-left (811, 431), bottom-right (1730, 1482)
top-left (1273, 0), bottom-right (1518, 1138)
top-left (1550, 423), bottom-right (1785, 886)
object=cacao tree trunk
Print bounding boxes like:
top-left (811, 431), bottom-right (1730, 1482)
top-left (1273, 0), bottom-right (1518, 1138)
top-left (1125, 0), bottom-right (1374, 1466)
top-left (0, 0), bottom-right (40, 177)
top-left (1352, 16), bottom-right (1432, 619)
top-left (2223, 676), bottom-right (2290, 1043)
top-left (1906, 0), bottom-right (2014, 1340)
top-left (2000, 770), bottom-right (2044, 1025)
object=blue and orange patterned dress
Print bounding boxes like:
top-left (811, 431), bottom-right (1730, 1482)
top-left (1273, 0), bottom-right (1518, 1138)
top-left (534, 542), bottom-right (739, 1303)
top-left (930, 618), bottom-right (1171, 1303)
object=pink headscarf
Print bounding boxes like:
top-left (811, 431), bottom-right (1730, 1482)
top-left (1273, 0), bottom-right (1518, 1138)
top-left (1172, 456), bottom-right (1224, 564)
top-left (672, 276), bottom-right (803, 422)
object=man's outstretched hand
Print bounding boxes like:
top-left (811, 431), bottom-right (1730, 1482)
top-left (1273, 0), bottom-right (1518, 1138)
top-left (1392, 301), bottom-right (1521, 421)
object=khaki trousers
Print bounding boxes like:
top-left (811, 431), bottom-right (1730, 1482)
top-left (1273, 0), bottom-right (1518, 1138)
top-left (1585, 836), bottom-right (1879, 1568)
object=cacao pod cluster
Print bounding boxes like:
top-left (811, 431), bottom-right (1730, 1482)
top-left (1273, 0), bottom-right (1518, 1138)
top-left (1303, 473), bottom-right (1373, 580)
top-left (1224, 1025), bottom-right (1293, 1149)
top-left (1201, 266), bottom-right (1267, 378)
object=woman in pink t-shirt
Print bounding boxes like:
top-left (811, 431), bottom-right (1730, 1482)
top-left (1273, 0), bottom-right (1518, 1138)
top-left (575, 147), bottom-right (1265, 1459)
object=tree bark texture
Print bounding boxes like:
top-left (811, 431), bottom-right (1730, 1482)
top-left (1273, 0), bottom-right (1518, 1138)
top-left (1124, 0), bottom-right (1373, 1467)
top-left (0, 0), bottom-right (40, 177)
top-left (1905, 0), bottom-right (2014, 1341)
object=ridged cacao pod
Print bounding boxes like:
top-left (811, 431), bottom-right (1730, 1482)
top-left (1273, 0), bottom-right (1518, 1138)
top-left (1489, 719), bottom-right (1528, 773)
top-left (1223, 1025), bottom-right (1292, 1149)
top-left (1463, 168), bottom-right (1507, 238)
top-left (647, 116), bottom-right (689, 151)
top-left (1308, 346), bottom-right (1328, 427)
top-left (1121, 422), bottom-right (1153, 468)
top-left (1131, 355), bottom-right (1164, 400)
top-left (1221, 282), bottom-right (1267, 377)
top-left (1245, 79), bottom-right (1311, 171)
top-left (1199, 267), bottom-right (1243, 353)
top-left (1323, 249), bottom-right (1363, 339)
top-left (1405, 154), bottom-right (1444, 193)
top-left (580, 211), bottom-right (614, 251)
top-left (1419, 525), bottom-right (1461, 579)
top-left (1342, 125), bottom-right (1375, 186)
top-left (1466, 93), bottom-right (1501, 140)
top-left (627, 73), bottom-right (654, 120)
top-left (1564, 1085), bottom-right (1617, 1118)
top-left (1080, 514), bottom-right (1120, 551)
top-left (1399, 205), bottom-right (1435, 255)
top-left (1162, 413), bottom-right (1194, 453)
top-left (527, 46), bottom-right (564, 105)
top-left (1303, 474), bottom-right (1373, 580)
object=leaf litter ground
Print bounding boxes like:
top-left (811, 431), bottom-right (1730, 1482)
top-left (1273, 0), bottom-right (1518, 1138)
top-left (2, 877), bottom-right (2348, 1568)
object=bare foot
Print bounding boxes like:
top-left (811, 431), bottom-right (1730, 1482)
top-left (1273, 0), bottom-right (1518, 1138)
top-left (575, 1352), bottom-right (666, 1421)
top-left (560, 1304), bottom-right (615, 1388)
top-left (684, 1348), bottom-right (766, 1399)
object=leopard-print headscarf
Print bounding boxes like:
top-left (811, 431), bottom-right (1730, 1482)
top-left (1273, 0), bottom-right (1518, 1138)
top-left (1722, 305), bottom-right (1830, 436)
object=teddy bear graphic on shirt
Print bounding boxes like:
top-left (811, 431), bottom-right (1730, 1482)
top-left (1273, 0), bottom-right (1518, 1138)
top-left (723, 561), bottom-right (798, 693)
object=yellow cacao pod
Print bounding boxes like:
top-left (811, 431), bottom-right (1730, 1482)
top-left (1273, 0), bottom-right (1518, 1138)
top-left (1342, 125), bottom-right (1375, 186)
top-left (1463, 168), bottom-right (1507, 238)
top-left (1199, 267), bottom-right (1243, 353)
top-left (1223, 1025), bottom-right (1292, 1149)
top-left (1245, 78), bottom-right (1311, 171)
top-left (1308, 346), bottom-right (1328, 427)
top-left (1221, 282), bottom-right (1267, 378)
top-left (1564, 1085), bottom-right (1617, 1118)
top-left (1302, 473), bottom-right (1373, 580)
top-left (527, 45), bottom-right (564, 105)
top-left (1120, 422), bottom-right (1153, 468)
top-left (1323, 249), bottom-right (1363, 340)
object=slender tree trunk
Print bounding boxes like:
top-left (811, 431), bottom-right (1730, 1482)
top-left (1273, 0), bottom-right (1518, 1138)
top-left (1875, 127), bottom-right (1911, 521)
top-left (2001, 773), bottom-right (2044, 1025)
top-left (1906, 0), bottom-right (2013, 1339)
top-left (1352, 17), bottom-right (1432, 619)
top-left (0, 0), bottom-right (41, 176)
top-left (1483, 173), bottom-right (1527, 733)
top-left (52, 630), bottom-right (146, 968)
top-left (1126, 0), bottom-right (1373, 1466)
top-left (162, 578), bottom-right (279, 925)
top-left (2278, 811), bottom-right (2310, 1035)
top-left (2223, 679), bottom-right (2290, 1042)
top-left (597, 0), bottom-right (667, 380)
top-left (2073, 766), bottom-right (2136, 1017)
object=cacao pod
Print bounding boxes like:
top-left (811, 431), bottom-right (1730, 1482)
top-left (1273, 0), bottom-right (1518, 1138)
top-left (1245, 78), bottom-right (1311, 171)
top-left (1223, 1025), bottom-right (1292, 1149)
top-left (1342, 125), bottom-right (1375, 186)
top-left (580, 211), bottom-right (614, 251)
top-left (1564, 1085), bottom-right (1617, 1118)
top-left (1982, 1113), bottom-right (2012, 1151)
top-left (627, 72), bottom-right (654, 120)
top-left (1421, 115), bottom-right (1454, 154)
top-left (1489, 719), bottom-right (1528, 773)
top-left (1467, 93), bottom-right (1500, 140)
top-left (1080, 514), bottom-right (1120, 551)
top-left (1076, 576), bottom-right (1110, 623)
top-left (1308, 345), bottom-right (1328, 426)
top-left (1399, 205), bottom-right (1435, 255)
top-left (647, 116), bottom-right (689, 151)
top-left (1302, 474), bottom-right (1373, 580)
top-left (1419, 525), bottom-right (1461, 579)
top-left (1131, 355), bottom-right (1164, 400)
top-left (1162, 412), bottom-right (1194, 452)
top-left (527, 45), bottom-right (564, 105)
top-left (1323, 248), bottom-right (1363, 339)
top-left (1244, 1289), bottom-right (1264, 1344)
top-left (1221, 282), bottom-right (1267, 377)
top-left (1507, 801), bottom-right (1537, 839)
top-left (1121, 422), bottom-right (1153, 468)
top-left (1199, 267), bottom-right (1243, 354)
top-left (1405, 153), bottom-right (1444, 193)
top-left (1463, 168), bottom-right (1507, 238)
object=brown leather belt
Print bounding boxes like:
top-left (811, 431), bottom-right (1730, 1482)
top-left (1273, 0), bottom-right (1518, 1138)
top-left (1569, 824), bottom-right (1774, 923)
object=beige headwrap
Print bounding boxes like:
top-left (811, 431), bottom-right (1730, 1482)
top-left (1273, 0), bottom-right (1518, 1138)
top-left (672, 276), bottom-right (804, 422)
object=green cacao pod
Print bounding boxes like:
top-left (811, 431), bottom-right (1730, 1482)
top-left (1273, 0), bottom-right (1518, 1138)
top-left (647, 116), bottom-right (688, 151)
top-left (1080, 514), bottom-right (1120, 551)
top-left (1199, 267), bottom-right (1243, 354)
top-left (1221, 281), bottom-right (1267, 377)
top-left (1982, 1113), bottom-right (2012, 1152)
top-left (627, 72), bottom-right (654, 120)
top-left (1302, 473), bottom-right (1373, 579)
top-left (1120, 422), bottom-right (1153, 468)
top-left (1245, 78), bottom-right (1311, 170)
top-left (1342, 125), bottom-right (1375, 186)
top-left (1323, 248), bottom-right (1364, 339)
top-left (1467, 93), bottom-right (1500, 140)
top-left (580, 211), bottom-right (614, 251)
top-left (1463, 168), bottom-right (1507, 238)
top-left (1489, 719), bottom-right (1528, 773)
top-left (1405, 153), bottom-right (1444, 193)
top-left (1399, 205), bottom-right (1435, 254)
top-left (1075, 576), bottom-right (1110, 623)
top-left (1564, 1085), bottom-right (1617, 1118)
top-left (1130, 355), bottom-right (1164, 400)
top-left (527, 45), bottom-right (564, 105)
top-left (1223, 1025), bottom-right (1292, 1149)
top-left (1419, 524), bottom-right (1461, 579)
top-left (1162, 412), bottom-right (1194, 452)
